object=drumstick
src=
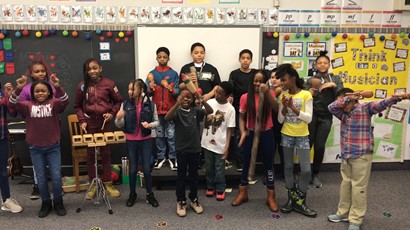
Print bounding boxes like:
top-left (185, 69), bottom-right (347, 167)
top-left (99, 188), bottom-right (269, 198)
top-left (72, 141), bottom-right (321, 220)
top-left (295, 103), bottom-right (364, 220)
top-left (101, 119), bottom-right (107, 131)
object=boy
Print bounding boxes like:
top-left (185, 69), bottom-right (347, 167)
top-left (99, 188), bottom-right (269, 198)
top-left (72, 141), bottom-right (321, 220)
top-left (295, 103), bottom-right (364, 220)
top-left (146, 47), bottom-right (179, 170)
top-left (202, 81), bottom-right (235, 201)
top-left (327, 88), bottom-right (410, 230)
top-left (165, 90), bottom-right (213, 217)
top-left (228, 49), bottom-right (256, 172)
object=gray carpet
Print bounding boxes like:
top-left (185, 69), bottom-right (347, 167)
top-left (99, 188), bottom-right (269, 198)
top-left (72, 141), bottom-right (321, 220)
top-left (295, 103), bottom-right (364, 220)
top-left (0, 170), bottom-right (409, 230)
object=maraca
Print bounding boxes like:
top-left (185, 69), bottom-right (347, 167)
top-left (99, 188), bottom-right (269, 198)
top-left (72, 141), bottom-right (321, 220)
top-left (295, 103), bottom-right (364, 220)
top-left (147, 73), bottom-right (155, 91)
top-left (181, 74), bottom-right (197, 95)
top-left (189, 66), bottom-right (199, 88)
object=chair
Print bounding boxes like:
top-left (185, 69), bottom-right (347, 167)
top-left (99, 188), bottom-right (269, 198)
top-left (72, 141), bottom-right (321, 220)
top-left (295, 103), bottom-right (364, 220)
top-left (67, 114), bottom-right (90, 193)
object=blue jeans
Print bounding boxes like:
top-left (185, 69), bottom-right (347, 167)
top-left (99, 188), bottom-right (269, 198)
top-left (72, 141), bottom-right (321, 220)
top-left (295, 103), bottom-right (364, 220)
top-left (241, 129), bottom-right (275, 189)
top-left (203, 148), bottom-right (226, 193)
top-left (127, 139), bottom-right (153, 194)
top-left (155, 114), bottom-right (176, 160)
top-left (308, 115), bottom-right (332, 174)
top-left (176, 152), bottom-right (200, 202)
top-left (0, 138), bottom-right (10, 200)
top-left (29, 143), bottom-right (62, 201)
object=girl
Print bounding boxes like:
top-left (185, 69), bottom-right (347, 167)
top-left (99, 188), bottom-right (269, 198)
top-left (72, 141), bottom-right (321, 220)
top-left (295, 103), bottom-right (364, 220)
top-left (305, 50), bottom-right (343, 188)
top-left (179, 42), bottom-right (221, 101)
top-left (267, 69), bottom-right (285, 181)
top-left (276, 63), bottom-right (316, 218)
top-left (17, 56), bottom-right (60, 200)
top-left (231, 70), bottom-right (279, 212)
top-left (115, 79), bottom-right (159, 208)
top-left (8, 75), bottom-right (69, 218)
top-left (0, 83), bottom-right (23, 214)
top-left (73, 58), bottom-right (123, 200)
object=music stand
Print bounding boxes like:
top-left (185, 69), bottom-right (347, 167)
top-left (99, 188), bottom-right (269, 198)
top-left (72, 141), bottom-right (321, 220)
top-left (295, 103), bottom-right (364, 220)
top-left (76, 141), bottom-right (113, 214)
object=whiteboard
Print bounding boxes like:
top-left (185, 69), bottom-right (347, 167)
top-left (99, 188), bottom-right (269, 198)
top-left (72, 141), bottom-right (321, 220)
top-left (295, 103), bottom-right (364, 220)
top-left (135, 26), bottom-right (261, 82)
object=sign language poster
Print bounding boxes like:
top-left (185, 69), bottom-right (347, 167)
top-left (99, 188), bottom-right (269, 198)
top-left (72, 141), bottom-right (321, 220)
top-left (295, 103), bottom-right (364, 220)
top-left (332, 35), bottom-right (409, 98)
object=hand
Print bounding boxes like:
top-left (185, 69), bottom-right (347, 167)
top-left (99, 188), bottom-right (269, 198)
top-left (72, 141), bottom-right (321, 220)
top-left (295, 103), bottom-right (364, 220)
top-left (141, 121), bottom-right (151, 129)
top-left (103, 113), bottom-right (113, 122)
top-left (149, 81), bottom-right (156, 90)
top-left (227, 96), bottom-right (233, 104)
top-left (309, 88), bottom-right (318, 96)
top-left (3, 83), bottom-right (13, 96)
top-left (238, 131), bottom-right (247, 148)
top-left (202, 92), bottom-right (212, 102)
top-left (285, 96), bottom-right (294, 108)
top-left (50, 74), bottom-right (60, 88)
top-left (346, 92), bottom-right (361, 101)
top-left (80, 122), bottom-right (88, 133)
top-left (319, 82), bottom-right (336, 92)
top-left (116, 109), bottom-right (125, 120)
top-left (259, 83), bottom-right (269, 94)
top-left (16, 75), bottom-right (28, 90)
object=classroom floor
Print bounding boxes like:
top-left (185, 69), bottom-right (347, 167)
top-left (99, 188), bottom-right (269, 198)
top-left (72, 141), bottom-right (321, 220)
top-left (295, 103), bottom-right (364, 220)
top-left (0, 170), bottom-right (409, 230)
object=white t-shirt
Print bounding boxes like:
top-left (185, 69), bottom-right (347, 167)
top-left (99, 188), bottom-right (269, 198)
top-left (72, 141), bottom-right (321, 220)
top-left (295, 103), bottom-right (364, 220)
top-left (201, 99), bottom-right (236, 154)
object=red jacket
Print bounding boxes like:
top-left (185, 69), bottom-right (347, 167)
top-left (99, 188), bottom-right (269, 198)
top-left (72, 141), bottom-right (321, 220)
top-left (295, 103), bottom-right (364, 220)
top-left (74, 77), bottom-right (123, 124)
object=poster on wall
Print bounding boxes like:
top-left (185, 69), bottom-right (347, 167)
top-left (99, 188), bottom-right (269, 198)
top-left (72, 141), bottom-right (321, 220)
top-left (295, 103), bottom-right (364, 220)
top-left (261, 32), bottom-right (280, 71)
top-left (332, 35), bottom-right (409, 98)
top-left (280, 34), bottom-right (330, 78)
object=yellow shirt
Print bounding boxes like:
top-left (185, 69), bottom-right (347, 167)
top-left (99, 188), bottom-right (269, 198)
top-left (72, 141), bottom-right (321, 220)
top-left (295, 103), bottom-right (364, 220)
top-left (279, 90), bottom-right (312, 137)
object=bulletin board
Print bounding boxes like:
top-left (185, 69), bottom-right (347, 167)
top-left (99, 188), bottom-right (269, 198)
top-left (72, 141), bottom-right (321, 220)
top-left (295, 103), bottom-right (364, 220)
top-left (0, 32), bottom-right (135, 167)
top-left (135, 25), bottom-right (261, 81)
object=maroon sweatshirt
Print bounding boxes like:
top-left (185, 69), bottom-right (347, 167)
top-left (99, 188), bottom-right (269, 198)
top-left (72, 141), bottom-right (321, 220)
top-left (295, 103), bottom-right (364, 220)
top-left (8, 87), bottom-right (69, 147)
top-left (73, 77), bottom-right (123, 124)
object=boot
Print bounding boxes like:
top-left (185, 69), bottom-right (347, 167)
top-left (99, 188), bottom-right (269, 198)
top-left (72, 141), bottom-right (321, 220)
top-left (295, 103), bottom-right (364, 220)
top-left (281, 188), bottom-right (296, 213)
top-left (53, 197), bottom-right (67, 216)
top-left (293, 189), bottom-right (317, 218)
top-left (38, 199), bottom-right (52, 218)
top-left (126, 192), bottom-right (137, 207)
top-left (266, 189), bottom-right (279, 212)
top-left (146, 192), bottom-right (159, 207)
top-left (231, 185), bottom-right (248, 206)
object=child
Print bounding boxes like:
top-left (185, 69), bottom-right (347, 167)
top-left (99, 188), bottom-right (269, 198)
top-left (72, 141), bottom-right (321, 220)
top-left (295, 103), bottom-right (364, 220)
top-left (305, 50), bottom-right (344, 188)
top-left (115, 79), bottom-right (159, 208)
top-left (228, 49), bottom-right (256, 172)
top-left (73, 58), bottom-right (123, 199)
top-left (202, 81), bottom-right (235, 201)
top-left (276, 63), bottom-right (316, 218)
top-left (231, 70), bottom-right (279, 212)
top-left (165, 89), bottom-right (213, 217)
top-left (0, 83), bottom-right (23, 214)
top-left (146, 47), bottom-right (179, 170)
top-left (327, 89), bottom-right (410, 230)
top-left (267, 69), bottom-right (285, 181)
top-left (15, 57), bottom-right (60, 200)
top-left (8, 75), bottom-right (69, 218)
top-left (179, 42), bottom-right (221, 101)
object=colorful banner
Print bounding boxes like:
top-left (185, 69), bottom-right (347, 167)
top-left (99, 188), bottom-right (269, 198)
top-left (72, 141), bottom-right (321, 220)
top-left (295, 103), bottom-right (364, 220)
top-left (332, 35), bottom-right (409, 98)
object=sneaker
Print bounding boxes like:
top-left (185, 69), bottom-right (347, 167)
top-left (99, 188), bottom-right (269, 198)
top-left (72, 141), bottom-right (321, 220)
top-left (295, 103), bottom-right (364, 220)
top-left (312, 174), bottom-right (323, 188)
top-left (236, 160), bottom-right (243, 172)
top-left (190, 198), bottom-right (203, 214)
top-left (169, 159), bottom-right (177, 171)
top-left (177, 201), bottom-right (187, 217)
top-left (30, 184), bottom-right (40, 200)
top-left (104, 183), bottom-right (120, 198)
top-left (1, 198), bottom-right (23, 213)
top-left (146, 192), bottom-right (159, 207)
top-left (327, 213), bottom-right (349, 223)
top-left (154, 159), bottom-right (167, 170)
top-left (206, 189), bottom-right (215, 197)
top-left (216, 192), bottom-right (225, 201)
top-left (38, 199), bottom-right (52, 218)
top-left (225, 160), bottom-right (233, 169)
top-left (348, 223), bottom-right (361, 230)
top-left (86, 184), bottom-right (97, 200)
top-left (53, 197), bottom-right (67, 216)
top-left (126, 193), bottom-right (137, 207)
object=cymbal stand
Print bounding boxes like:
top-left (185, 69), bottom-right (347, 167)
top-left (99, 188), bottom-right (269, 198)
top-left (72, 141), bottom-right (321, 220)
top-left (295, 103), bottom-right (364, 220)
top-left (76, 142), bottom-right (113, 214)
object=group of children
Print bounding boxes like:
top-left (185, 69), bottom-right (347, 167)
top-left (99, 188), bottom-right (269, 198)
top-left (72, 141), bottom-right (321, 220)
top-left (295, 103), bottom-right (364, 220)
top-left (0, 46), bottom-right (409, 230)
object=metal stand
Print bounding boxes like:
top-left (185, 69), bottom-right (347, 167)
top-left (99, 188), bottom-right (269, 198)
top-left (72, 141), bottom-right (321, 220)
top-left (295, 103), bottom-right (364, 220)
top-left (76, 142), bottom-right (113, 214)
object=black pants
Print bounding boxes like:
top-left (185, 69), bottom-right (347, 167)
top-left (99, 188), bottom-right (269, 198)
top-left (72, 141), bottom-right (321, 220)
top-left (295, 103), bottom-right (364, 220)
top-left (176, 152), bottom-right (200, 202)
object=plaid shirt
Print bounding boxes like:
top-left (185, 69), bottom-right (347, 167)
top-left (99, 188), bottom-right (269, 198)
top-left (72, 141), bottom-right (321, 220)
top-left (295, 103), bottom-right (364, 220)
top-left (328, 96), bottom-right (401, 160)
